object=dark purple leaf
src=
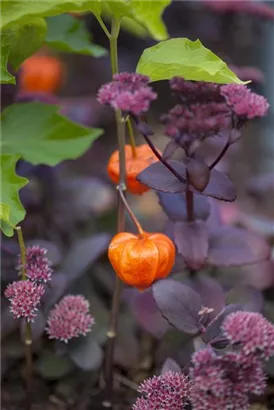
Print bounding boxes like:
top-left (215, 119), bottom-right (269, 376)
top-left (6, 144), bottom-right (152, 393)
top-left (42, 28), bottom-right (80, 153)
top-left (60, 233), bottom-right (110, 281)
top-left (202, 304), bottom-right (243, 344)
top-left (21, 311), bottom-right (46, 341)
top-left (137, 160), bottom-right (186, 193)
top-left (158, 192), bottom-right (210, 222)
top-left (226, 286), bottom-right (264, 313)
top-left (240, 260), bottom-right (274, 290)
top-left (186, 157), bottom-right (210, 192)
top-left (68, 333), bottom-right (103, 371)
top-left (174, 221), bottom-right (209, 270)
top-left (206, 198), bottom-right (223, 230)
top-left (26, 239), bottom-right (62, 266)
top-left (152, 279), bottom-right (203, 334)
top-left (129, 289), bottom-right (170, 338)
top-left (208, 227), bottom-right (270, 266)
top-left (161, 358), bottom-right (181, 374)
top-left (43, 272), bottom-right (69, 309)
top-left (201, 169), bottom-right (236, 201)
top-left (138, 160), bottom-right (236, 201)
top-left (186, 275), bottom-right (225, 320)
top-left (156, 330), bottom-right (193, 366)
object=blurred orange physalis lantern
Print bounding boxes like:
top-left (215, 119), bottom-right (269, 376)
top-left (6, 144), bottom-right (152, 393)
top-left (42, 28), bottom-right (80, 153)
top-left (108, 231), bottom-right (175, 291)
top-left (107, 144), bottom-right (160, 195)
top-left (19, 55), bottom-right (63, 94)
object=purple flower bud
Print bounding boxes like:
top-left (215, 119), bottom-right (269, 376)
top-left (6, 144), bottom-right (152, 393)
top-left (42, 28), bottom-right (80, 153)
top-left (97, 72), bottom-right (157, 115)
top-left (18, 246), bottom-right (52, 283)
top-left (46, 295), bottom-right (94, 343)
top-left (4, 280), bottom-right (45, 322)
top-left (132, 371), bottom-right (190, 409)
top-left (222, 311), bottom-right (274, 361)
top-left (221, 84), bottom-right (269, 120)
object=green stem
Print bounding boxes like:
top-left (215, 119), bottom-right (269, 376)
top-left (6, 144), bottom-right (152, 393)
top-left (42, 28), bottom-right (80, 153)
top-left (126, 117), bottom-right (137, 157)
top-left (16, 226), bottom-right (33, 407)
top-left (103, 17), bottom-right (126, 409)
top-left (96, 15), bottom-right (111, 39)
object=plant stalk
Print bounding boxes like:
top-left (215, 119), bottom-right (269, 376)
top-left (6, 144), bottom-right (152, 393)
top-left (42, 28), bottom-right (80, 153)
top-left (186, 188), bottom-right (194, 222)
top-left (16, 227), bottom-right (33, 408)
top-left (126, 117), bottom-right (137, 157)
top-left (103, 17), bottom-right (126, 409)
top-left (118, 186), bottom-right (144, 235)
top-left (209, 139), bottom-right (230, 170)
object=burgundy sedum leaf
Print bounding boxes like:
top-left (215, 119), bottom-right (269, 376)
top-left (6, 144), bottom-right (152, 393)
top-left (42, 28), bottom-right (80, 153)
top-left (186, 275), bottom-right (225, 320)
top-left (202, 304), bottom-right (243, 344)
top-left (161, 358), bottom-right (181, 374)
top-left (174, 221), bottom-right (209, 270)
top-left (158, 192), bottom-right (210, 221)
top-left (138, 160), bottom-right (236, 201)
top-left (186, 156), bottom-right (210, 192)
top-left (152, 279), bottom-right (203, 334)
top-left (208, 227), bottom-right (270, 267)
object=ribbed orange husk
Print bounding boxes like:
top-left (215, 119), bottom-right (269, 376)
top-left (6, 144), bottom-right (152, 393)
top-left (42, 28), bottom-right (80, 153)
top-left (19, 55), bottom-right (63, 93)
top-left (108, 231), bottom-right (175, 291)
top-left (107, 144), bottom-right (160, 195)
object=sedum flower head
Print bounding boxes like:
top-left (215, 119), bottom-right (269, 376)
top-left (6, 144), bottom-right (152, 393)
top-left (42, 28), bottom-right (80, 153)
top-left (222, 311), bottom-right (274, 361)
top-left (97, 72), bottom-right (157, 115)
top-left (18, 245), bottom-right (52, 283)
top-left (132, 370), bottom-right (190, 410)
top-left (46, 295), bottom-right (94, 343)
top-left (190, 347), bottom-right (266, 410)
top-left (221, 84), bottom-right (269, 120)
top-left (4, 280), bottom-right (45, 322)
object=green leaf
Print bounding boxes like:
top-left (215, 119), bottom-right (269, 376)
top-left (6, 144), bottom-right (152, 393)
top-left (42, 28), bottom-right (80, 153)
top-left (36, 351), bottom-right (75, 380)
top-left (7, 18), bottom-right (47, 70)
top-left (1, 0), bottom-right (102, 30)
top-left (46, 14), bottom-right (107, 57)
top-left (1, 31), bottom-right (15, 84)
top-left (0, 203), bottom-right (11, 224)
top-left (103, 0), bottom-right (170, 40)
top-left (130, 0), bottom-right (170, 41)
top-left (1, 102), bottom-right (103, 166)
top-left (0, 154), bottom-right (28, 236)
top-left (136, 38), bottom-right (248, 84)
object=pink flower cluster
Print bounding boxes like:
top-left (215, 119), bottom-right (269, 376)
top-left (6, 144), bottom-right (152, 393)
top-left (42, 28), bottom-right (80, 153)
top-left (18, 246), bottom-right (52, 283)
top-left (162, 77), bottom-right (269, 143)
top-left (4, 280), bottom-right (45, 322)
top-left (46, 295), bottom-right (94, 342)
top-left (221, 84), bottom-right (269, 120)
top-left (222, 311), bottom-right (274, 361)
top-left (161, 102), bottom-right (230, 139)
top-left (133, 311), bottom-right (274, 409)
top-left (170, 77), bottom-right (222, 103)
top-left (97, 72), bottom-right (157, 115)
top-left (190, 347), bottom-right (265, 410)
top-left (132, 371), bottom-right (190, 410)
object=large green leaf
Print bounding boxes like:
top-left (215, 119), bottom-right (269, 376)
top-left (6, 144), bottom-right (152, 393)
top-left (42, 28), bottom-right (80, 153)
top-left (136, 38), bottom-right (248, 84)
top-left (46, 14), bottom-right (107, 57)
top-left (130, 0), bottom-right (170, 41)
top-left (0, 155), bottom-right (28, 236)
top-left (1, 102), bottom-right (103, 165)
top-left (7, 18), bottom-right (47, 70)
top-left (103, 0), bottom-right (170, 40)
top-left (0, 31), bottom-right (15, 84)
top-left (1, 0), bottom-right (102, 30)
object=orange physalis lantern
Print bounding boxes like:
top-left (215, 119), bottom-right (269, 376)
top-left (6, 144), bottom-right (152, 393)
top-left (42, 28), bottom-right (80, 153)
top-left (107, 144), bottom-right (160, 195)
top-left (19, 55), bottom-right (63, 94)
top-left (108, 231), bottom-right (175, 291)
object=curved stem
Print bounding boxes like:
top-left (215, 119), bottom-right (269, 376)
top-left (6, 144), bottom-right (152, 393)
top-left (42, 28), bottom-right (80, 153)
top-left (118, 186), bottom-right (144, 235)
top-left (209, 139), bottom-right (230, 170)
top-left (140, 130), bottom-right (187, 184)
top-left (16, 226), bottom-right (27, 279)
top-left (103, 17), bottom-right (125, 409)
top-left (96, 15), bottom-right (111, 39)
